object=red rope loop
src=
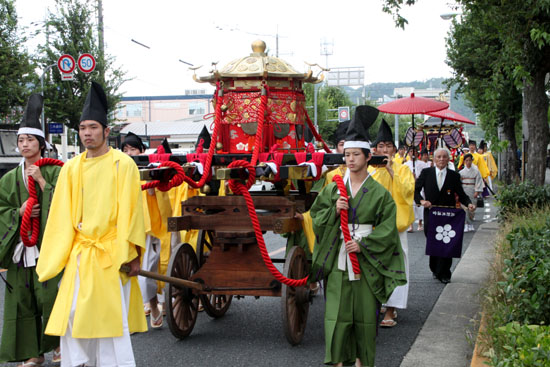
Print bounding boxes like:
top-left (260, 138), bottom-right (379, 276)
top-left (20, 158), bottom-right (64, 247)
top-left (227, 160), bottom-right (308, 287)
top-left (249, 84), bottom-right (269, 166)
top-left (332, 175), bottom-right (361, 275)
top-left (141, 161), bottom-right (186, 192)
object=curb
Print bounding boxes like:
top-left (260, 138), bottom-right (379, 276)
top-left (400, 221), bottom-right (498, 367)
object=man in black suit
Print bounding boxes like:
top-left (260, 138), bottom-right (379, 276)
top-left (414, 148), bottom-right (475, 284)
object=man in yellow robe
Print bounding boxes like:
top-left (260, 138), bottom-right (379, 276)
top-left (123, 132), bottom-right (171, 329)
top-left (457, 140), bottom-right (490, 179)
top-left (393, 142), bottom-right (410, 165)
top-left (369, 119), bottom-right (415, 328)
top-left (479, 141), bottom-right (498, 190)
top-left (36, 82), bottom-right (147, 367)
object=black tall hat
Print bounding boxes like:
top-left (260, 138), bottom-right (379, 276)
top-left (156, 138), bottom-right (172, 154)
top-left (196, 125), bottom-right (211, 150)
top-left (468, 139), bottom-right (477, 147)
top-left (373, 119), bottom-right (394, 146)
top-left (479, 140), bottom-right (486, 150)
top-left (80, 81), bottom-right (108, 126)
top-left (332, 120), bottom-right (350, 144)
top-left (122, 132), bottom-right (145, 152)
top-left (18, 93), bottom-right (45, 138)
top-left (343, 105), bottom-right (379, 150)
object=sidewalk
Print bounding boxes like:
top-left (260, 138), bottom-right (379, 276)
top-left (400, 220), bottom-right (498, 367)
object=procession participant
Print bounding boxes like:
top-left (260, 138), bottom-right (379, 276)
top-left (415, 147), bottom-right (474, 284)
top-left (479, 140), bottom-right (498, 191)
top-left (36, 81), bottom-right (147, 367)
top-left (393, 142), bottom-right (409, 165)
top-left (122, 132), bottom-right (169, 328)
top-left (292, 106), bottom-right (379, 257)
top-left (405, 148), bottom-right (431, 232)
top-left (457, 140), bottom-right (490, 179)
top-left (310, 114), bottom-right (406, 367)
top-left (369, 119), bottom-right (415, 328)
top-left (0, 94), bottom-right (62, 366)
top-left (459, 154), bottom-right (483, 233)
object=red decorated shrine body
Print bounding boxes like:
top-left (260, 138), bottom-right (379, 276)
top-left (194, 40), bottom-right (323, 154)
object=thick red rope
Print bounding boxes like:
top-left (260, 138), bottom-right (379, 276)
top-left (249, 87), bottom-right (268, 166)
top-left (20, 158), bottom-right (64, 247)
top-left (227, 160), bottom-right (308, 287)
top-left (181, 83), bottom-right (223, 189)
top-left (303, 109), bottom-right (332, 153)
top-left (332, 175), bottom-right (361, 276)
top-left (141, 161), bottom-right (186, 192)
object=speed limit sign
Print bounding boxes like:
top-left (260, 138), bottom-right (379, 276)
top-left (78, 53), bottom-right (96, 73)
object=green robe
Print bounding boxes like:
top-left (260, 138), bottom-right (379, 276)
top-left (310, 175), bottom-right (406, 366)
top-left (0, 164), bottom-right (62, 362)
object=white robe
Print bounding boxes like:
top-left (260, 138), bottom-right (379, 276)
top-left (383, 231), bottom-right (409, 309)
top-left (61, 259), bottom-right (136, 367)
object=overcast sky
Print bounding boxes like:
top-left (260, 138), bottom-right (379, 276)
top-left (16, 0), bottom-right (459, 96)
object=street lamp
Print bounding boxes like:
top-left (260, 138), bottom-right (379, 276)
top-left (440, 12), bottom-right (461, 20)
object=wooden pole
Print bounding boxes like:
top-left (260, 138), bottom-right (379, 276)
top-left (120, 265), bottom-right (204, 291)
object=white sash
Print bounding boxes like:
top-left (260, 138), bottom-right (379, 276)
top-left (339, 224), bottom-right (372, 281)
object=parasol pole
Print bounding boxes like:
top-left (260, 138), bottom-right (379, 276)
top-left (412, 113), bottom-right (416, 171)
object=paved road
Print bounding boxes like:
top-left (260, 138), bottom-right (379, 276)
top-left (0, 200), bottom-right (497, 367)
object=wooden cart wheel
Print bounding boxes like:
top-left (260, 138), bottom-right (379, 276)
top-left (165, 243), bottom-right (199, 339)
top-left (281, 246), bottom-right (311, 345)
top-left (196, 230), bottom-right (233, 318)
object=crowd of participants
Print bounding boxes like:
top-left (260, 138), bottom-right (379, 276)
top-left (0, 88), bottom-right (497, 367)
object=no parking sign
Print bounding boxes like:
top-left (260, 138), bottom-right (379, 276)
top-left (338, 106), bottom-right (350, 122)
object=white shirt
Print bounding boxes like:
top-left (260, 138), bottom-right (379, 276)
top-left (435, 166), bottom-right (447, 190)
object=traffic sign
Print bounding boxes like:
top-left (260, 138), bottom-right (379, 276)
top-left (78, 53), bottom-right (96, 73)
top-left (49, 123), bottom-right (63, 134)
top-left (338, 106), bottom-right (350, 122)
top-left (57, 54), bottom-right (76, 74)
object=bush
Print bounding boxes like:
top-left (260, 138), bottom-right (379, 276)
top-left (479, 208), bottom-right (550, 365)
top-left (489, 323), bottom-right (550, 367)
top-left (496, 181), bottom-right (550, 220)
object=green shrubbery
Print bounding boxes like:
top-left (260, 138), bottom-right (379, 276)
top-left (481, 204), bottom-right (550, 366)
top-left (496, 181), bottom-right (550, 220)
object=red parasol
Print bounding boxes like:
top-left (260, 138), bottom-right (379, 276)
top-left (426, 108), bottom-right (475, 125)
top-left (378, 93), bottom-right (449, 169)
top-left (378, 93), bottom-right (449, 115)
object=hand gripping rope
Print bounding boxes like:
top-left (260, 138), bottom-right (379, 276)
top-left (227, 160), bottom-right (309, 287)
top-left (20, 158), bottom-right (64, 247)
top-left (331, 174), bottom-right (361, 276)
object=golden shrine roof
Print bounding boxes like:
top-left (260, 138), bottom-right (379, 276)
top-left (193, 40), bottom-right (324, 84)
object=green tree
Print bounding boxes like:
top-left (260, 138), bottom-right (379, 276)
top-left (37, 0), bottom-right (126, 133)
top-left (445, 6), bottom-right (522, 183)
top-left (0, 0), bottom-right (36, 124)
top-left (382, 0), bottom-right (550, 185)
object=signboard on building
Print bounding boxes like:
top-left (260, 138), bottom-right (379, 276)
top-left (327, 67), bottom-right (364, 87)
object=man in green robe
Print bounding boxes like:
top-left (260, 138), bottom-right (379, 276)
top-left (309, 113), bottom-right (406, 367)
top-left (0, 94), bottom-right (62, 365)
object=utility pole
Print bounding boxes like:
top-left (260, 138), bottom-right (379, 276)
top-left (97, 0), bottom-right (105, 82)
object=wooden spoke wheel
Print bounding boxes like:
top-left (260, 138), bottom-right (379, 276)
top-left (165, 243), bottom-right (199, 339)
top-left (281, 246), bottom-right (310, 345)
top-left (196, 230), bottom-right (233, 318)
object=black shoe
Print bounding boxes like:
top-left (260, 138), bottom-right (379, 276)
top-left (439, 277), bottom-right (451, 284)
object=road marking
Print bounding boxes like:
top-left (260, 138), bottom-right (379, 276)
top-left (269, 247), bottom-right (286, 257)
